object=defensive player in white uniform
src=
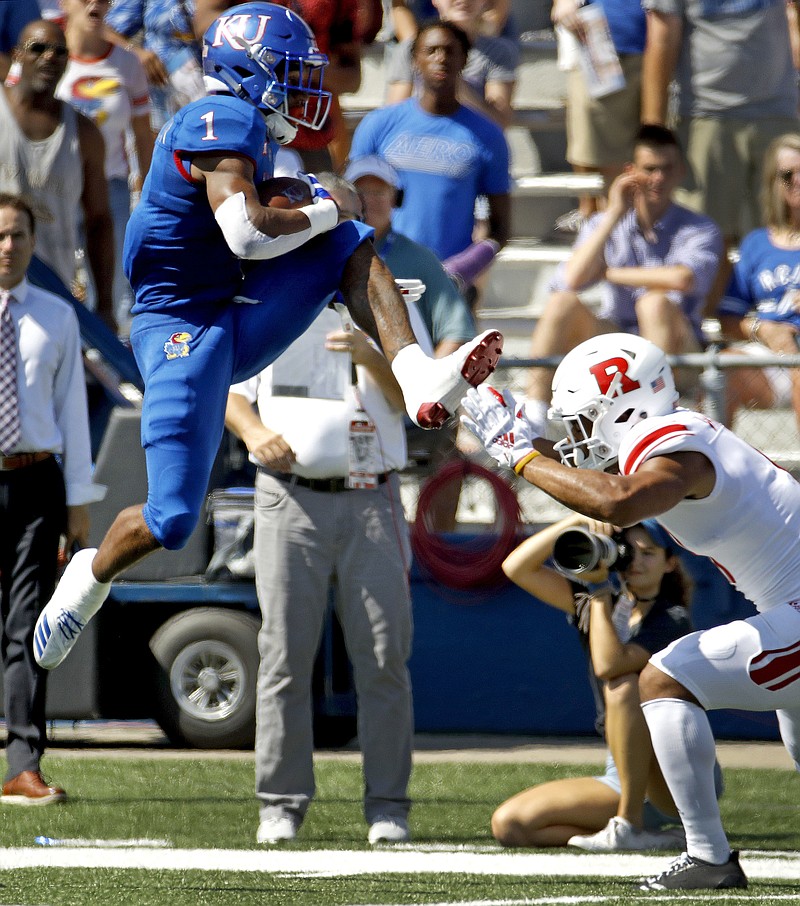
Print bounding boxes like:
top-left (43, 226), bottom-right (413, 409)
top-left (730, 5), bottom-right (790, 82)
top-left (461, 332), bottom-right (800, 891)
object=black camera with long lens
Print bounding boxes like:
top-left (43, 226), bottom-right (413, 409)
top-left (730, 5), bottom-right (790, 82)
top-left (551, 526), bottom-right (633, 575)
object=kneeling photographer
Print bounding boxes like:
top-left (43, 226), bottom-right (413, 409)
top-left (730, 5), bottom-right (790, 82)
top-left (492, 513), bottom-right (722, 851)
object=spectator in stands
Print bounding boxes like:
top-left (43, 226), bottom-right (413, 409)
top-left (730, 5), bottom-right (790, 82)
top-left (194, 0), bottom-right (363, 171)
top-left (382, 0), bottom-right (435, 68)
top-left (355, 0), bottom-right (384, 46)
top-left (58, 0), bottom-right (154, 337)
top-left (492, 515), bottom-right (713, 851)
top-left (350, 20), bottom-right (511, 296)
top-left (480, 0), bottom-right (513, 38)
top-left (527, 124), bottom-right (722, 422)
top-left (344, 154), bottom-right (475, 355)
top-left (0, 19), bottom-right (116, 329)
top-left (225, 174), bottom-right (419, 848)
top-left (105, 0), bottom-right (205, 134)
top-left (0, 0), bottom-right (41, 82)
top-left (717, 133), bottom-right (800, 431)
top-left (0, 193), bottom-right (105, 806)
top-left (385, 0), bottom-right (518, 130)
top-left (552, 0), bottom-right (648, 233)
top-left (641, 0), bottom-right (799, 313)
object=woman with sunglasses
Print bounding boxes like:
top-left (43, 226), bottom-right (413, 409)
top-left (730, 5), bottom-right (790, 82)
top-left (718, 133), bottom-right (800, 430)
top-left (490, 513), bottom-right (720, 852)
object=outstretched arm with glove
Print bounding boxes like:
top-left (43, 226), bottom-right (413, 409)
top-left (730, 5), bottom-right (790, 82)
top-left (460, 385), bottom-right (551, 473)
top-left (459, 384), bottom-right (704, 526)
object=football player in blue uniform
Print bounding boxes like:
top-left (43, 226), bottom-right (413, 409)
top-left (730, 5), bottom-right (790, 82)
top-left (33, 2), bottom-right (503, 671)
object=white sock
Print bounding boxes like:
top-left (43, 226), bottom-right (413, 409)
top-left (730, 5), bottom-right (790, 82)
top-left (62, 548), bottom-right (111, 619)
top-left (776, 708), bottom-right (800, 772)
top-left (642, 697), bottom-right (731, 864)
top-left (390, 342), bottom-right (425, 382)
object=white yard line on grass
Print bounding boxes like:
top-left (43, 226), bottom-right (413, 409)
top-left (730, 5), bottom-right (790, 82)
top-left (354, 899), bottom-right (800, 906)
top-left (0, 848), bottom-right (797, 881)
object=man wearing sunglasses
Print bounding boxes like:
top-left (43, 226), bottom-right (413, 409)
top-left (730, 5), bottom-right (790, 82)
top-left (0, 19), bottom-right (115, 330)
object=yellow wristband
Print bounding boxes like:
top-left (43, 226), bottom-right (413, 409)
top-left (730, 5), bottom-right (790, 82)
top-left (514, 450), bottom-right (541, 474)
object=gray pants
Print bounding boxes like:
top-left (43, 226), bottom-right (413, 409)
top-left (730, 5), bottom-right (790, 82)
top-left (253, 470), bottom-right (413, 825)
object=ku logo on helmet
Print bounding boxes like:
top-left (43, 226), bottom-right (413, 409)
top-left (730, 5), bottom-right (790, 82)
top-left (209, 13), bottom-right (272, 48)
top-left (202, 2), bottom-right (331, 140)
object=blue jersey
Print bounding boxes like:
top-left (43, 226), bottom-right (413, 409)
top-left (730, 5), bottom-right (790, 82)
top-left (350, 99), bottom-right (510, 261)
top-left (124, 94), bottom-right (276, 314)
top-left (720, 227), bottom-right (800, 330)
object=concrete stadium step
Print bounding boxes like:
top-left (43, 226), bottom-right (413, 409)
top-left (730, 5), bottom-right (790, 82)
top-left (479, 240), bottom-right (562, 320)
top-left (512, 172), bottom-right (604, 238)
top-left (477, 240), bottom-right (605, 358)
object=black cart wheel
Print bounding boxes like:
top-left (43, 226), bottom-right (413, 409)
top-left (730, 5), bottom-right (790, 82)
top-left (150, 607), bottom-right (260, 748)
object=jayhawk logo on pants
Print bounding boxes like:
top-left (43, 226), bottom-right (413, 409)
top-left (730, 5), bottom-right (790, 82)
top-left (164, 332), bottom-right (192, 359)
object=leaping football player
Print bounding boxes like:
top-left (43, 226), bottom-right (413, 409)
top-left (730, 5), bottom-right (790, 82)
top-left (33, 2), bottom-right (502, 672)
top-left (461, 332), bottom-right (800, 891)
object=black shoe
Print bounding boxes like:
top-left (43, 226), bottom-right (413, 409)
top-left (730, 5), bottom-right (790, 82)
top-left (639, 850), bottom-right (748, 891)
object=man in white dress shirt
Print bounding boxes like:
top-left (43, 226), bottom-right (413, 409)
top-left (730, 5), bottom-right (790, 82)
top-left (225, 175), bottom-right (425, 847)
top-left (0, 193), bottom-right (104, 805)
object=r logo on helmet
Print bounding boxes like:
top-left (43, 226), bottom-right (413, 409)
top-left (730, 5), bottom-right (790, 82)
top-left (590, 357), bottom-right (641, 396)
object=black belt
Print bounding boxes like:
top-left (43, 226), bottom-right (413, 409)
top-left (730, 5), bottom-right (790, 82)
top-left (265, 470), bottom-right (392, 493)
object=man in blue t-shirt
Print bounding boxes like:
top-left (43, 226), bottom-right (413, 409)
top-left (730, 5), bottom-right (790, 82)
top-left (350, 20), bottom-right (511, 295)
top-left (33, 3), bottom-right (503, 674)
top-left (343, 154), bottom-right (475, 356)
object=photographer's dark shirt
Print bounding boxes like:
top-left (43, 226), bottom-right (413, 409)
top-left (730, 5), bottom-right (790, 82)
top-left (567, 582), bottom-right (692, 735)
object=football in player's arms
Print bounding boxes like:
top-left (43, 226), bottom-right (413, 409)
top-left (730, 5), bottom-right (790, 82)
top-left (258, 176), bottom-right (312, 209)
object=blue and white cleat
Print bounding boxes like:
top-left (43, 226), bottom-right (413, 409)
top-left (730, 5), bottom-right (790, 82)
top-left (34, 548), bottom-right (111, 670)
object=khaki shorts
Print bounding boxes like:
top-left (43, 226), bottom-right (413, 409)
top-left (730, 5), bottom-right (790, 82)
top-left (675, 115), bottom-right (799, 240)
top-left (566, 54), bottom-right (642, 169)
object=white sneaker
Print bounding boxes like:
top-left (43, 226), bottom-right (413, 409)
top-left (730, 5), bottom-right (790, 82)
top-left (568, 816), bottom-right (683, 852)
top-left (368, 815), bottom-right (410, 845)
top-left (257, 815), bottom-right (298, 844)
top-left (392, 330), bottom-right (503, 428)
top-left (33, 548), bottom-right (111, 670)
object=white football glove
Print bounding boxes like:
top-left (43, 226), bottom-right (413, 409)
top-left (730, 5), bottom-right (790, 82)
top-left (460, 385), bottom-right (542, 473)
top-left (296, 172), bottom-right (338, 235)
top-left (298, 171), bottom-right (333, 203)
top-left (395, 278), bottom-right (426, 304)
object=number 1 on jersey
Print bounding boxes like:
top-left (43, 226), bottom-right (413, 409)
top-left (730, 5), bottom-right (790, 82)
top-left (200, 111), bottom-right (218, 142)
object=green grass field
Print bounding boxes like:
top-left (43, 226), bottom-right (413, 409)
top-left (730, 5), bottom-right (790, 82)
top-left (0, 757), bottom-right (797, 905)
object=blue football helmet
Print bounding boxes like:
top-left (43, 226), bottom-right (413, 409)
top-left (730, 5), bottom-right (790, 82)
top-left (202, 2), bottom-right (331, 136)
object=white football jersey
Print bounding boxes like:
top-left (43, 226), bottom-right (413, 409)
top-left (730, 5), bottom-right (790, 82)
top-left (618, 409), bottom-right (800, 612)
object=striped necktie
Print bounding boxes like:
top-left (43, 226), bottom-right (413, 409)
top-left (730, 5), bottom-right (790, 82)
top-left (0, 290), bottom-right (21, 455)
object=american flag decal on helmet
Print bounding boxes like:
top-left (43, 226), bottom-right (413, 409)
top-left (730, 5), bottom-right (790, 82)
top-left (749, 639), bottom-right (800, 692)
